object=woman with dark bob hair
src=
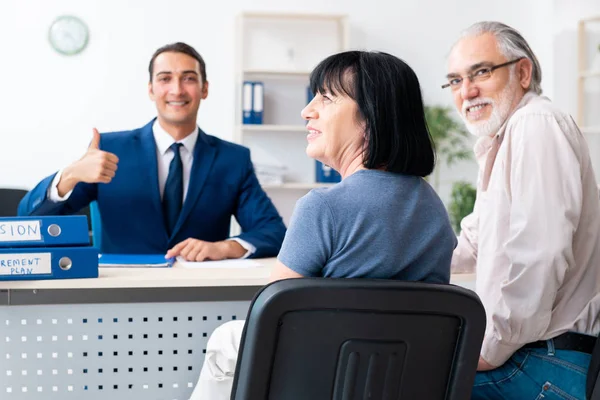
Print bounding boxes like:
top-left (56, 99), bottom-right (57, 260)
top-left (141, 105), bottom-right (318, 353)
top-left (189, 50), bottom-right (457, 400)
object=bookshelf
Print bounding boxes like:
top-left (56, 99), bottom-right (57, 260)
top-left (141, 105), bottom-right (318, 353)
top-left (240, 124), bottom-right (307, 133)
top-left (233, 12), bottom-right (349, 225)
top-left (577, 15), bottom-right (600, 134)
top-left (261, 183), bottom-right (334, 190)
top-left (243, 69), bottom-right (312, 77)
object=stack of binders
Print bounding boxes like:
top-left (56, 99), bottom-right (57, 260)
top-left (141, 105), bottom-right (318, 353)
top-left (242, 81), bottom-right (264, 124)
top-left (0, 215), bottom-right (99, 281)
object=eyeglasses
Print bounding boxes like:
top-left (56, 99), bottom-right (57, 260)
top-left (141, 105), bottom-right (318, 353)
top-left (441, 57), bottom-right (524, 90)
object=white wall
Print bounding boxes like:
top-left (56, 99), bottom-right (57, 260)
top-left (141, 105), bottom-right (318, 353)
top-left (0, 0), bottom-right (565, 203)
top-left (553, 0), bottom-right (600, 174)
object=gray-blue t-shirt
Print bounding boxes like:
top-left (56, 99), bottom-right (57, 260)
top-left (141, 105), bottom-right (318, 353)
top-left (277, 169), bottom-right (457, 284)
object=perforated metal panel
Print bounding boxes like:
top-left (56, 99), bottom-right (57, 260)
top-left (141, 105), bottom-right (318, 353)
top-left (0, 301), bottom-right (250, 399)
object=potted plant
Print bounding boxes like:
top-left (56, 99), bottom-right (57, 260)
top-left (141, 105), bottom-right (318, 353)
top-left (448, 180), bottom-right (477, 234)
top-left (424, 105), bottom-right (472, 190)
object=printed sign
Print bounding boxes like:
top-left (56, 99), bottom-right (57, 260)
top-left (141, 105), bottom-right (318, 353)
top-left (0, 221), bottom-right (42, 242)
top-left (0, 253), bottom-right (51, 275)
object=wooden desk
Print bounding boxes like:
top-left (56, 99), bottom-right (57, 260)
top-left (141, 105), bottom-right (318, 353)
top-left (0, 258), bottom-right (277, 291)
top-left (0, 257), bottom-right (475, 290)
top-left (0, 258), bottom-right (476, 400)
top-left (0, 258), bottom-right (475, 304)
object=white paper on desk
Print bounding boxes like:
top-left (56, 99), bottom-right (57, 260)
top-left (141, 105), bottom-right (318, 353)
top-left (176, 257), bottom-right (261, 269)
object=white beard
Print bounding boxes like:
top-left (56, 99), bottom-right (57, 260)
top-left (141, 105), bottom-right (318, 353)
top-left (460, 73), bottom-right (517, 137)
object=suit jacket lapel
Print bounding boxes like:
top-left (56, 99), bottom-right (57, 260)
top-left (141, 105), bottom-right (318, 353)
top-left (138, 120), bottom-right (169, 242)
top-left (170, 128), bottom-right (217, 238)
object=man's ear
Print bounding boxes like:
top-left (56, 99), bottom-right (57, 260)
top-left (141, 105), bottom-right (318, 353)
top-left (201, 81), bottom-right (209, 100)
top-left (518, 58), bottom-right (533, 91)
top-left (148, 82), bottom-right (155, 101)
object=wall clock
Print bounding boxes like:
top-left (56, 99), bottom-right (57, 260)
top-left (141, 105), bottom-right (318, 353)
top-left (48, 15), bottom-right (89, 56)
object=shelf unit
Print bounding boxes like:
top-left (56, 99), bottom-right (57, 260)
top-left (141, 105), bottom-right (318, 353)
top-left (240, 124), bottom-right (307, 133)
top-left (234, 12), bottom-right (349, 225)
top-left (580, 70), bottom-right (600, 79)
top-left (582, 125), bottom-right (600, 134)
top-left (577, 15), bottom-right (600, 133)
top-left (261, 183), bottom-right (334, 190)
top-left (242, 69), bottom-right (312, 77)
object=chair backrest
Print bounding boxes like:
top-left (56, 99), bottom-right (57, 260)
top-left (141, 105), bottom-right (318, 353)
top-left (231, 278), bottom-right (486, 400)
top-left (89, 201), bottom-right (102, 249)
top-left (0, 188), bottom-right (29, 217)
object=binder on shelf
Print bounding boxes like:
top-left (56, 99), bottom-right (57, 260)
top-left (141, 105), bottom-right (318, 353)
top-left (0, 246), bottom-right (99, 281)
top-left (242, 81), bottom-right (253, 124)
top-left (306, 86), bottom-right (315, 125)
top-left (99, 254), bottom-right (174, 268)
top-left (251, 81), bottom-right (264, 124)
top-left (306, 86), bottom-right (315, 104)
top-left (0, 215), bottom-right (90, 248)
top-left (316, 161), bottom-right (342, 183)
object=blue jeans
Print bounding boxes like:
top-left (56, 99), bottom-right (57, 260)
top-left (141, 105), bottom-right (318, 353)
top-left (472, 341), bottom-right (591, 400)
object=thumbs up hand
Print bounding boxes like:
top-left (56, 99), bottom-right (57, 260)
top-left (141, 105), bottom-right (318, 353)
top-left (89, 127), bottom-right (102, 150)
top-left (81, 128), bottom-right (119, 183)
top-left (56, 128), bottom-right (120, 196)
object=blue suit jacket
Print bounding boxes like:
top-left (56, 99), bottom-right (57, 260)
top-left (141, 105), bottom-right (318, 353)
top-left (18, 120), bottom-right (286, 257)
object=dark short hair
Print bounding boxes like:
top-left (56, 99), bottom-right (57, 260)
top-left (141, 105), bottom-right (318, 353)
top-left (148, 42), bottom-right (207, 83)
top-left (309, 51), bottom-right (435, 177)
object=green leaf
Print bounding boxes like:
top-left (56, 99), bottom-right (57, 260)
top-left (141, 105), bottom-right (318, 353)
top-left (448, 181), bottom-right (477, 233)
top-left (424, 105), bottom-right (472, 171)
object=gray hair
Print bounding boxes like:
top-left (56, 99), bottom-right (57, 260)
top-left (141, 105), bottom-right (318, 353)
top-left (458, 21), bottom-right (543, 95)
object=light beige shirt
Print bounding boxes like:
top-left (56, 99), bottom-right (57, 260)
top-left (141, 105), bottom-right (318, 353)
top-left (452, 92), bottom-right (600, 367)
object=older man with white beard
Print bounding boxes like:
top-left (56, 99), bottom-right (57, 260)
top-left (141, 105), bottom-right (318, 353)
top-left (447, 21), bottom-right (600, 399)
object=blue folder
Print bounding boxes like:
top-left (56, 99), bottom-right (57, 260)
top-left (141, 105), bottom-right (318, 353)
top-left (0, 215), bottom-right (89, 248)
top-left (251, 81), bottom-right (264, 124)
top-left (99, 254), bottom-right (174, 268)
top-left (242, 81), bottom-right (253, 124)
top-left (0, 246), bottom-right (98, 281)
top-left (316, 161), bottom-right (342, 183)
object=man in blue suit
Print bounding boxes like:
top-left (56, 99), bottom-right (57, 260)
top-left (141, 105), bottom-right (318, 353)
top-left (18, 42), bottom-right (286, 260)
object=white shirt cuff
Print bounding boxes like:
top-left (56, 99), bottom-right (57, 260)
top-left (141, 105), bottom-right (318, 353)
top-left (227, 238), bottom-right (256, 259)
top-left (48, 170), bottom-right (74, 202)
top-left (480, 333), bottom-right (523, 368)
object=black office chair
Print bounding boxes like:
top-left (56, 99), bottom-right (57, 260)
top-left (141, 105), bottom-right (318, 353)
top-left (0, 188), bottom-right (29, 216)
top-left (230, 278), bottom-right (486, 400)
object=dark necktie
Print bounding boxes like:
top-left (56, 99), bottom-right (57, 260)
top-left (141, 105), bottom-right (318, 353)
top-left (163, 143), bottom-right (183, 236)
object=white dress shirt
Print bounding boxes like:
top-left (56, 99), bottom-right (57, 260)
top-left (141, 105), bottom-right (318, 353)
top-left (152, 120), bottom-right (197, 201)
top-left (49, 120), bottom-right (255, 257)
top-left (451, 92), bottom-right (600, 367)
